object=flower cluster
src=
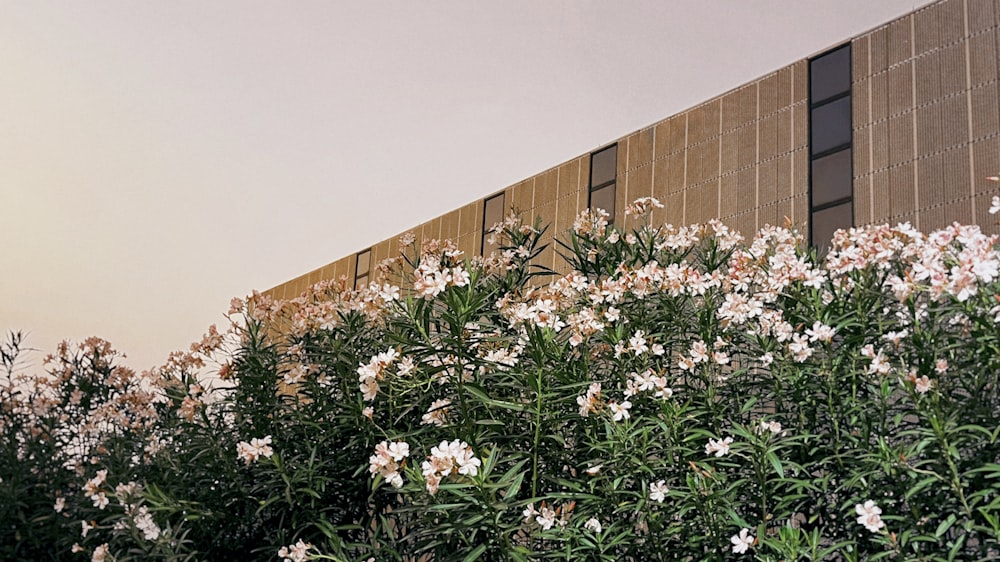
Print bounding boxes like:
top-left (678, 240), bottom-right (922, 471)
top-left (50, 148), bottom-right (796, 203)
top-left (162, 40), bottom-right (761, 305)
top-left (278, 539), bottom-right (313, 562)
top-left (111, 481), bottom-right (161, 542)
top-left (576, 382), bottom-right (602, 417)
top-left (369, 440), bottom-right (410, 489)
top-left (420, 398), bottom-right (452, 426)
top-left (236, 436), bottom-right (274, 465)
top-left (414, 261), bottom-right (471, 298)
top-left (357, 347), bottom-right (403, 401)
top-left (421, 439), bottom-right (481, 495)
top-left (522, 501), bottom-right (575, 531)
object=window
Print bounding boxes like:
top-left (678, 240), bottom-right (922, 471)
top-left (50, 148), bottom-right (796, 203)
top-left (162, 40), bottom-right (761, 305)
top-left (810, 97), bottom-right (852, 155)
top-left (481, 192), bottom-right (505, 255)
top-left (588, 144), bottom-right (617, 220)
top-left (354, 249), bottom-right (371, 289)
top-left (811, 150), bottom-right (853, 207)
top-left (809, 44), bottom-right (853, 251)
top-left (809, 45), bottom-right (851, 103)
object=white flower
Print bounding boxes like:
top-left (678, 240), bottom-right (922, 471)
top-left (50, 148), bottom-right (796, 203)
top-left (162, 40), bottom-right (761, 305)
top-left (236, 435), bottom-right (274, 465)
top-left (706, 436), bottom-right (733, 457)
top-left (713, 350), bottom-right (730, 365)
top-left (81, 520), bottom-right (94, 538)
top-left (54, 497), bottom-right (65, 513)
top-left (608, 400), bottom-right (631, 422)
top-left (577, 383), bottom-right (601, 417)
top-left (649, 480), bottom-right (668, 503)
top-left (536, 506), bottom-right (557, 530)
top-left (855, 500), bottom-right (885, 533)
top-left (91, 492), bottom-right (109, 510)
top-left (278, 539), bottom-right (313, 562)
top-left (806, 321), bottom-right (836, 343)
top-left (689, 340), bottom-right (709, 363)
top-left (731, 528), bottom-right (754, 554)
top-left (990, 195), bottom-right (1000, 215)
top-left (421, 398), bottom-right (452, 426)
top-left (83, 469), bottom-right (107, 496)
top-left (387, 441), bottom-right (410, 461)
top-left (369, 440), bottom-right (410, 489)
top-left (421, 439), bottom-right (481, 495)
top-left (628, 330), bottom-right (649, 355)
top-left (584, 517), bottom-right (603, 533)
top-left (758, 420), bottom-right (783, 434)
top-left (92, 544), bottom-right (109, 562)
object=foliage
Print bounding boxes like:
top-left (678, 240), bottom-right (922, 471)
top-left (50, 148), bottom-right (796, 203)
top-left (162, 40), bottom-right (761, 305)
top-left (4, 198), bottom-right (1000, 561)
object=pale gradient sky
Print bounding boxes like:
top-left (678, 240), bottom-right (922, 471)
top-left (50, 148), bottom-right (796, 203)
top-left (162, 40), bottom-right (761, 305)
top-left (1, 0), bottom-right (932, 371)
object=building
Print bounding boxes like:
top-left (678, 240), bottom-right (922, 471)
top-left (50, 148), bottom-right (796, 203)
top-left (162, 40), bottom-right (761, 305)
top-left (267, 0), bottom-right (1000, 300)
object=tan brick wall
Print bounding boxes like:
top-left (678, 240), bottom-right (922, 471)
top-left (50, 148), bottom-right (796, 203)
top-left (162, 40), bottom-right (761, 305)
top-left (267, 0), bottom-right (1000, 299)
top-left (853, 0), bottom-right (1000, 233)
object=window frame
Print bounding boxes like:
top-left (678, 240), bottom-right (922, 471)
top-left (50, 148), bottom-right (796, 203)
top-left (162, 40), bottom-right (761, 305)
top-left (480, 191), bottom-right (506, 256)
top-left (354, 248), bottom-right (371, 290)
top-left (808, 43), bottom-right (853, 250)
top-left (588, 143), bottom-right (618, 221)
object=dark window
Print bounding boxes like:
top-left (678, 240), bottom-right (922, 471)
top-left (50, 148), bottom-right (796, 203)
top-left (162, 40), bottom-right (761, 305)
top-left (354, 249), bottom-right (371, 289)
top-left (810, 97), bottom-right (852, 155)
top-left (809, 45), bottom-right (851, 104)
top-left (811, 149), bottom-right (853, 207)
top-left (589, 144), bottom-right (617, 220)
top-left (809, 44), bottom-right (853, 249)
top-left (590, 145), bottom-right (617, 188)
top-left (481, 192), bottom-right (506, 255)
top-left (811, 202), bottom-right (853, 254)
top-left (590, 184), bottom-right (616, 218)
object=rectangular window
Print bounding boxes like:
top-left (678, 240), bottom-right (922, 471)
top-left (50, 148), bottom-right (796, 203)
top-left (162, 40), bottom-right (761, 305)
top-left (809, 45), bottom-right (851, 104)
top-left (589, 144), bottom-right (617, 220)
top-left (810, 97), bottom-right (852, 155)
top-left (809, 44), bottom-right (853, 250)
top-left (354, 249), bottom-right (371, 289)
top-left (811, 150), bottom-right (853, 207)
top-left (481, 192), bottom-right (505, 255)
top-left (811, 202), bottom-right (853, 255)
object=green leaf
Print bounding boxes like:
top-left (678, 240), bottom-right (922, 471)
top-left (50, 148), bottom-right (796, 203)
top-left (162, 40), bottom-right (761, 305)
top-left (766, 451), bottom-right (785, 479)
top-left (462, 544), bottom-right (487, 562)
top-left (935, 513), bottom-right (957, 538)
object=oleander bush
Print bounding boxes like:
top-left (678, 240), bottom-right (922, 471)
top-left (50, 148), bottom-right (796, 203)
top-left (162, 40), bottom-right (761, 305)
top-left (4, 198), bottom-right (1000, 561)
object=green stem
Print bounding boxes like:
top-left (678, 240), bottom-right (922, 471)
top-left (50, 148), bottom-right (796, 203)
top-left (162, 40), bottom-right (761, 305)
top-left (531, 366), bottom-right (544, 498)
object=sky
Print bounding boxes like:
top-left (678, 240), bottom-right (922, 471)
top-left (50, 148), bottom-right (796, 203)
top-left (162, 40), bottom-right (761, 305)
top-left (0, 0), bottom-right (933, 372)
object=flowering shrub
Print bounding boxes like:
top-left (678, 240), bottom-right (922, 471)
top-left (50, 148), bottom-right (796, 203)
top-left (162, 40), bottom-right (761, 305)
top-left (5, 197), bottom-right (1000, 560)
